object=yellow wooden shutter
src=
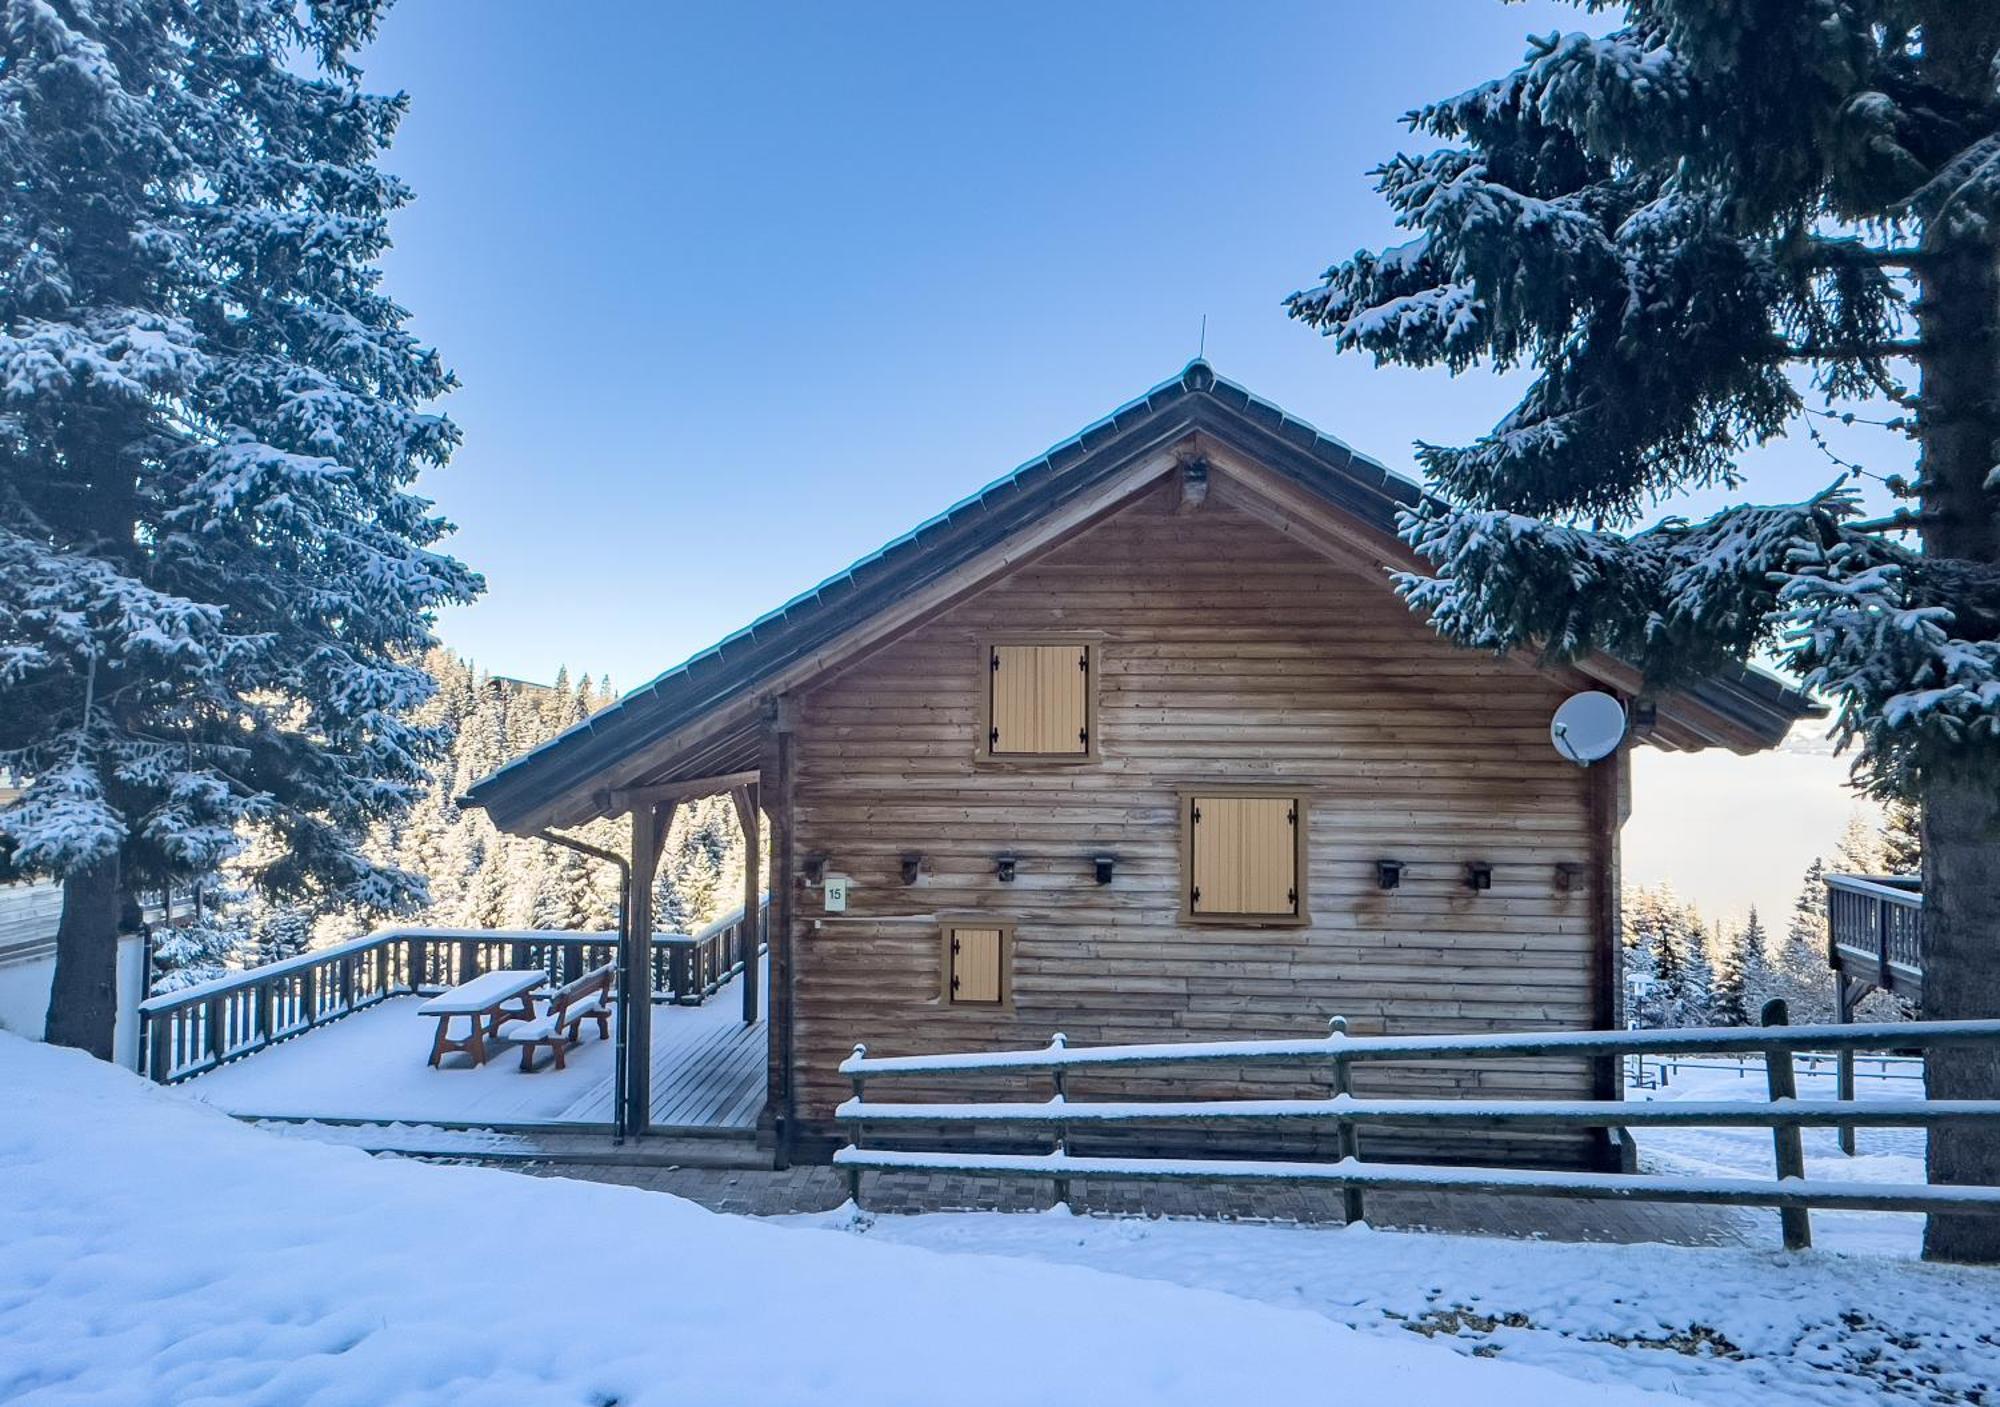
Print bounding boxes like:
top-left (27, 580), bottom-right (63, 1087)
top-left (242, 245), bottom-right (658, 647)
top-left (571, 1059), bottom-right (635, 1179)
top-left (949, 927), bottom-right (1004, 1003)
top-left (989, 644), bottom-right (1088, 754)
top-left (1190, 796), bottom-right (1298, 916)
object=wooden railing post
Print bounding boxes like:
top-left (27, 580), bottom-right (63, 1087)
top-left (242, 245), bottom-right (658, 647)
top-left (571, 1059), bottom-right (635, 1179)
top-left (1761, 999), bottom-right (1812, 1250)
top-left (1328, 1015), bottom-right (1364, 1225)
top-left (847, 1044), bottom-right (867, 1208)
top-left (1050, 1032), bottom-right (1071, 1211)
top-left (148, 1012), bottom-right (172, 1083)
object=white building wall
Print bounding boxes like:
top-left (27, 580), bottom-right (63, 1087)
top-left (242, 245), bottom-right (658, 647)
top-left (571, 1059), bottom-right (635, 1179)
top-left (0, 883), bottom-right (147, 1071)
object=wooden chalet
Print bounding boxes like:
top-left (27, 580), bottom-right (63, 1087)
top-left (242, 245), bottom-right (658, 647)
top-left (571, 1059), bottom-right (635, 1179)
top-left (461, 362), bottom-right (1817, 1170)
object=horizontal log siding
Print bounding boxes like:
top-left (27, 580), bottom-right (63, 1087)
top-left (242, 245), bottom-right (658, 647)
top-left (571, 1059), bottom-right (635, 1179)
top-left (788, 483), bottom-right (1610, 1166)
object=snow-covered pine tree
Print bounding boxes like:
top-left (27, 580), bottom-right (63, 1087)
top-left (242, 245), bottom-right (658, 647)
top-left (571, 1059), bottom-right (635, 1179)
top-left (1713, 907), bottom-right (1778, 1026)
top-left (1880, 797), bottom-right (1923, 874)
top-left (1712, 920), bottom-right (1751, 1027)
top-left (1289, 3), bottom-right (2000, 1262)
top-left (148, 914), bottom-right (245, 994)
top-left (0, 1), bottom-right (479, 1058)
top-left (1771, 858), bottom-right (1837, 1023)
top-left (250, 904), bottom-right (315, 968)
top-left (1835, 810), bottom-right (1888, 876)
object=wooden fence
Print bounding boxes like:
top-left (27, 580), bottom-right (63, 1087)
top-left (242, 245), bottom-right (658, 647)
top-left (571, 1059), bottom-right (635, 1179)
top-left (834, 1001), bottom-right (2000, 1249)
top-left (138, 897), bottom-right (766, 1085)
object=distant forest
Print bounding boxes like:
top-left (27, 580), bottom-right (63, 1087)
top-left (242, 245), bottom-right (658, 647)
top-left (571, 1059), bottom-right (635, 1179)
top-left (151, 650), bottom-right (754, 991)
top-left (1623, 805), bottom-right (1918, 1028)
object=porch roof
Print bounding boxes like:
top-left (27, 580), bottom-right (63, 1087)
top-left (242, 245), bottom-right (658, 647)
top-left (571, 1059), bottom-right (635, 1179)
top-left (462, 361), bottom-right (1820, 835)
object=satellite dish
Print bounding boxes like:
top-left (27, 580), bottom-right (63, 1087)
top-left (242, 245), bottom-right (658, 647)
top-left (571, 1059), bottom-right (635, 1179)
top-left (1551, 691), bottom-right (1627, 765)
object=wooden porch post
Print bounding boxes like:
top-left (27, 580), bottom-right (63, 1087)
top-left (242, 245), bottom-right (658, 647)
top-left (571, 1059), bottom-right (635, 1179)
top-left (625, 804), bottom-right (658, 1134)
top-left (731, 783), bottom-right (761, 1024)
top-left (623, 801), bottom-right (677, 1134)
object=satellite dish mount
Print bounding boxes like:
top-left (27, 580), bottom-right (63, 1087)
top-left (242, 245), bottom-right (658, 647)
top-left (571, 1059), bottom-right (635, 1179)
top-left (1550, 691), bottom-right (1628, 766)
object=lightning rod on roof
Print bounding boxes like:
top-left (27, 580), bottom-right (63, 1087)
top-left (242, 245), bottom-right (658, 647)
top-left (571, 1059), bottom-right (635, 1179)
top-left (1198, 314), bottom-right (1207, 360)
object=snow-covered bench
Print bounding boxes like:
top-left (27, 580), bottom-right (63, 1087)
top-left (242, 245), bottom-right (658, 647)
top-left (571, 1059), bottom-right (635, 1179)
top-left (494, 963), bottom-right (615, 1072)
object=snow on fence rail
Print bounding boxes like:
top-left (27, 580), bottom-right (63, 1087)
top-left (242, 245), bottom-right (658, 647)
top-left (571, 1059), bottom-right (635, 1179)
top-left (138, 897), bottom-right (767, 1085)
top-left (833, 1003), bottom-right (2000, 1249)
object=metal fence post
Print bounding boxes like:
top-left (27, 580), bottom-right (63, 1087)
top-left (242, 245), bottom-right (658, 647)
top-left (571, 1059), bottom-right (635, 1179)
top-left (1761, 998), bottom-right (1812, 1251)
top-left (1328, 1015), bottom-right (1364, 1225)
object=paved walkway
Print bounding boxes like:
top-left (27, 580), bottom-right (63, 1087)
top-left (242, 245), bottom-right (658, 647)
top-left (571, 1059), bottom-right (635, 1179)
top-left (507, 1159), bottom-right (1758, 1247)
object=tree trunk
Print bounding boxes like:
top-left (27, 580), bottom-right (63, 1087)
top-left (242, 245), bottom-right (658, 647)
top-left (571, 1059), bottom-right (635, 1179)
top-left (43, 854), bottom-right (124, 1060)
top-left (1913, 0), bottom-right (2000, 1265)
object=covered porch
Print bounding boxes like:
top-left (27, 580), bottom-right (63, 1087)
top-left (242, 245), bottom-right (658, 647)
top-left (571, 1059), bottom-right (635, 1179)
top-left (183, 957), bottom-right (767, 1132)
top-left (139, 899), bottom-right (770, 1141)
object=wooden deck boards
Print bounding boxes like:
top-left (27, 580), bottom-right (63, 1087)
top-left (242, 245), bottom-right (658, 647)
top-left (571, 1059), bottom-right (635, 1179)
top-left (191, 957), bottom-right (768, 1132)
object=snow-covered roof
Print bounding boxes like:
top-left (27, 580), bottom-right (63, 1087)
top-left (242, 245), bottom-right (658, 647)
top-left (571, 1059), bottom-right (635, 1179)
top-left (463, 361), bottom-right (1817, 834)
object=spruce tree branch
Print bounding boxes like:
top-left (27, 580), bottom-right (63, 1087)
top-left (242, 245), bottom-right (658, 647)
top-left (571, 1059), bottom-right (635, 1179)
top-left (1765, 339), bottom-right (1925, 362)
top-left (1797, 240), bottom-right (1929, 270)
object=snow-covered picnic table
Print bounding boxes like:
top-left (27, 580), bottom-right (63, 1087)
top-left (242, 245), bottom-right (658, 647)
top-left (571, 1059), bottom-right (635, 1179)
top-left (416, 969), bottom-right (544, 1068)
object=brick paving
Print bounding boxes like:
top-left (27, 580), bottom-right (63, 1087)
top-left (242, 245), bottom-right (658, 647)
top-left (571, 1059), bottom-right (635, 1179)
top-left (505, 1158), bottom-right (1758, 1247)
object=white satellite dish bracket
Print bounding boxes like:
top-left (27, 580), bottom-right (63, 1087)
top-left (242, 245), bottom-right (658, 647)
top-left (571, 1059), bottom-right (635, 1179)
top-left (1550, 691), bottom-right (1628, 766)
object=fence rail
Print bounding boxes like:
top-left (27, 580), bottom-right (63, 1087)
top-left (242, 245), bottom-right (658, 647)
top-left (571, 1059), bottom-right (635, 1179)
top-left (833, 1001), bottom-right (2000, 1249)
top-left (137, 897), bottom-right (766, 1085)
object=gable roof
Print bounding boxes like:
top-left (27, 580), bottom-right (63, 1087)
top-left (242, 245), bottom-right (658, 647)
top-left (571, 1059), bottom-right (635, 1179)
top-left (463, 361), bottom-right (1820, 834)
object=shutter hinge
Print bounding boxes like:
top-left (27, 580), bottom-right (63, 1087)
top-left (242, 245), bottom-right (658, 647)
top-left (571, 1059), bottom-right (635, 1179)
top-left (1078, 727), bottom-right (1089, 746)
top-left (989, 726), bottom-right (999, 748)
top-left (990, 651), bottom-right (1001, 671)
top-left (1191, 885), bottom-right (1202, 906)
top-left (1287, 806), bottom-right (1297, 825)
top-left (951, 973), bottom-right (961, 992)
top-left (1191, 804), bottom-right (1202, 823)
top-left (1288, 886), bottom-right (1298, 908)
top-left (950, 937), bottom-right (961, 955)
top-left (1078, 651), bottom-right (1089, 672)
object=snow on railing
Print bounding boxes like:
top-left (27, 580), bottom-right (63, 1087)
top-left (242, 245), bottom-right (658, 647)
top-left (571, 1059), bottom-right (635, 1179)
top-left (833, 1003), bottom-right (2000, 1250)
top-left (139, 894), bottom-right (767, 1085)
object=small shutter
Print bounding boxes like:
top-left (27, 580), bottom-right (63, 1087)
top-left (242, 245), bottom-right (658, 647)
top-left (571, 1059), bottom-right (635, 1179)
top-left (949, 927), bottom-right (1004, 1003)
top-left (1190, 795), bottom-right (1297, 916)
top-left (990, 644), bottom-right (1088, 754)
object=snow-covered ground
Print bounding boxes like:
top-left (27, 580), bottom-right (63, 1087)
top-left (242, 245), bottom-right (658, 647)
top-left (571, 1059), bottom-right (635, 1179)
top-left (0, 1033), bottom-right (1680, 1407)
top-left (1629, 1054), bottom-right (1929, 1257)
top-left (6, 1034), bottom-right (1995, 1405)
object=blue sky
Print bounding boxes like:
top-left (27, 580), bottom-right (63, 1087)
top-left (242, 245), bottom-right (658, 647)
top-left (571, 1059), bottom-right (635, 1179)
top-left (358, 0), bottom-right (1889, 690)
top-left (356, 1), bottom-right (1888, 917)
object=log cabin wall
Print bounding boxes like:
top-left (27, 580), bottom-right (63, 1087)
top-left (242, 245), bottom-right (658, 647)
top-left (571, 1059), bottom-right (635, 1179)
top-left (785, 477), bottom-right (1618, 1167)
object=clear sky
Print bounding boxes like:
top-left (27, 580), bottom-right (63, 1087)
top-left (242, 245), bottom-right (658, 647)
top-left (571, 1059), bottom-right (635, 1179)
top-left (353, 0), bottom-right (1896, 922)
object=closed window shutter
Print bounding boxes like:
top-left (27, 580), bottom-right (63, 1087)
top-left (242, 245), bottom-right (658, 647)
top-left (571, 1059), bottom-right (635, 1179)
top-left (1190, 796), bottom-right (1298, 916)
top-left (990, 644), bottom-right (1088, 754)
top-left (949, 927), bottom-right (1004, 1003)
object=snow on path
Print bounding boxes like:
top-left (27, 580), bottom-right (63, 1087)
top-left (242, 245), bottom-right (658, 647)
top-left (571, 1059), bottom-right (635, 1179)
top-left (1630, 1056), bottom-right (1929, 1257)
top-left (794, 1207), bottom-right (2000, 1407)
top-left (0, 1033), bottom-right (1671, 1407)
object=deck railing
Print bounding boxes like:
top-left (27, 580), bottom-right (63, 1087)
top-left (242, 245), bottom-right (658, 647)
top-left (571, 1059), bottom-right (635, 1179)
top-left (833, 1001), bottom-right (2000, 1249)
top-left (1826, 873), bottom-right (1923, 992)
top-left (137, 895), bottom-right (767, 1085)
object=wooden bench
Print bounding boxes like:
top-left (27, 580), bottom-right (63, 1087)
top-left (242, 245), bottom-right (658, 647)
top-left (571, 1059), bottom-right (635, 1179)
top-left (494, 963), bottom-right (615, 1071)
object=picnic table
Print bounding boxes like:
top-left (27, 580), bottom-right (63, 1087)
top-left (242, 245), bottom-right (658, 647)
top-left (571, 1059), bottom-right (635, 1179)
top-left (418, 970), bottom-right (545, 1068)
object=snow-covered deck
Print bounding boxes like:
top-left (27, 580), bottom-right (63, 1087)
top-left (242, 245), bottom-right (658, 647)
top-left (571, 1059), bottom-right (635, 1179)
top-left (182, 958), bottom-right (768, 1131)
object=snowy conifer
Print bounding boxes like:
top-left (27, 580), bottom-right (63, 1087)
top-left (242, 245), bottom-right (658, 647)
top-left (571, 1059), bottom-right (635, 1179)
top-left (0, 1), bottom-right (479, 1057)
top-left (1290, 3), bottom-right (2000, 1261)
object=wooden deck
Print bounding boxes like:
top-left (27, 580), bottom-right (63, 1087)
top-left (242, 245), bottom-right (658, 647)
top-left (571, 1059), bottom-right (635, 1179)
top-left (1826, 875), bottom-right (1922, 1003)
top-left (186, 958), bottom-right (769, 1133)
